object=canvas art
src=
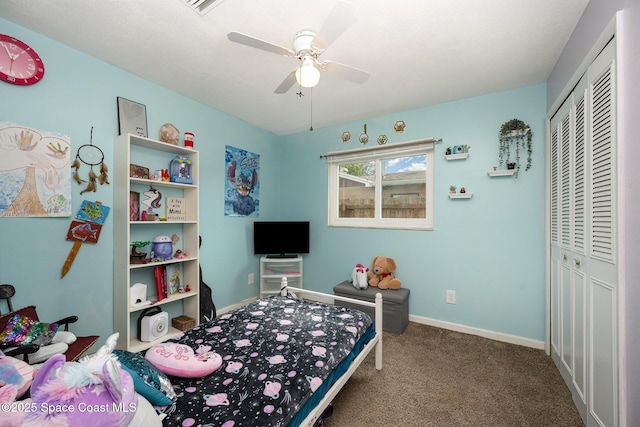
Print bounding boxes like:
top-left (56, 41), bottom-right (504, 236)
top-left (61, 200), bottom-right (111, 278)
top-left (129, 191), bottom-right (140, 221)
top-left (0, 122), bottom-right (72, 217)
top-left (224, 145), bottom-right (260, 217)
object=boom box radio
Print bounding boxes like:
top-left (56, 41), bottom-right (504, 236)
top-left (138, 306), bottom-right (168, 342)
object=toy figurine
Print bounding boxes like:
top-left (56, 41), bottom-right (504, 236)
top-left (170, 156), bottom-right (192, 184)
top-left (151, 235), bottom-right (173, 261)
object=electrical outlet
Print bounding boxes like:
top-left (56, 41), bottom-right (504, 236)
top-left (248, 273), bottom-right (254, 285)
top-left (446, 290), bottom-right (456, 304)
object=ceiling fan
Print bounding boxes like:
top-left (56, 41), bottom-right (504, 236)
top-left (227, 1), bottom-right (370, 94)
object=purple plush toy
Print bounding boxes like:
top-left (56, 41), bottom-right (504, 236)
top-left (22, 333), bottom-right (138, 427)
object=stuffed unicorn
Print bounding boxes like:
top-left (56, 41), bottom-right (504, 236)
top-left (351, 263), bottom-right (369, 290)
top-left (21, 333), bottom-right (147, 427)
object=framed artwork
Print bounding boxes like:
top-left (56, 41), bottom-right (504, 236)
top-left (117, 97), bottom-right (147, 137)
top-left (129, 164), bottom-right (149, 179)
top-left (129, 191), bottom-right (140, 221)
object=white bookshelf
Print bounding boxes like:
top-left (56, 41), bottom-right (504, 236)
top-left (113, 134), bottom-right (199, 352)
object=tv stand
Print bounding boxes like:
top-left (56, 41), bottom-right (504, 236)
top-left (260, 255), bottom-right (302, 297)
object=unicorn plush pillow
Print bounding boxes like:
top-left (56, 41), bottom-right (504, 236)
top-left (21, 333), bottom-right (138, 427)
top-left (145, 342), bottom-right (222, 378)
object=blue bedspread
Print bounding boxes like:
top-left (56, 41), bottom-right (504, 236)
top-left (162, 295), bottom-right (373, 427)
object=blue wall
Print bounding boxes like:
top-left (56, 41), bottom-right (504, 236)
top-left (0, 17), bottom-right (547, 347)
top-left (0, 18), bottom-right (280, 346)
top-left (280, 85), bottom-right (547, 341)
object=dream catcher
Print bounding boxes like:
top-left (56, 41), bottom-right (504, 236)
top-left (71, 126), bottom-right (109, 194)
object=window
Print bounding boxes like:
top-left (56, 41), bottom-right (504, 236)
top-left (327, 138), bottom-right (434, 230)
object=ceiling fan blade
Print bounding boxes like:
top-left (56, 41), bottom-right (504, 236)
top-left (274, 70), bottom-right (297, 94)
top-left (228, 31), bottom-right (294, 57)
top-left (322, 61), bottom-right (370, 84)
top-left (312, 1), bottom-right (358, 52)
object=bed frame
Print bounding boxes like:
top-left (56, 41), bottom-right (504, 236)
top-left (279, 277), bottom-right (383, 426)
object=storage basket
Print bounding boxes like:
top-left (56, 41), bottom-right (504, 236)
top-left (172, 315), bottom-right (195, 331)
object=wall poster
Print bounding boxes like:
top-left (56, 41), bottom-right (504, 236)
top-left (225, 145), bottom-right (260, 217)
top-left (0, 122), bottom-right (72, 217)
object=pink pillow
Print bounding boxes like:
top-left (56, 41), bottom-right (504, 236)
top-left (0, 355), bottom-right (34, 398)
top-left (145, 343), bottom-right (221, 378)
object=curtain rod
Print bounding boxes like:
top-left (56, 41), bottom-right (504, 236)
top-left (319, 137), bottom-right (442, 159)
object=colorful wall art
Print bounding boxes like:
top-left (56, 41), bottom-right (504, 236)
top-left (224, 145), bottom-right (260, 217)
top-left (0, 122), bottom-right (72, 217)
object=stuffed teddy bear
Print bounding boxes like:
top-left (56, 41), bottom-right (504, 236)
top-left (367, 256), bottom-right (402, 290)
top-left (351, 263), bottom-right (369, 290)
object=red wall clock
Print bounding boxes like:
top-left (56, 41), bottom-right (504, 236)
top-left (0, 34), bottom-right (45, 85)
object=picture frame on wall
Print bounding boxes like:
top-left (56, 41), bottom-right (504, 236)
top-left (117, 97), bottom-right (148, 137)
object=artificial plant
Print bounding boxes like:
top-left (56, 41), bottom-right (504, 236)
top-left (498, 119), bottom-right (533, 177)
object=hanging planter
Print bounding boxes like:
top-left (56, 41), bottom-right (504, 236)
top-left (498, 119), bottom-right (533, 177)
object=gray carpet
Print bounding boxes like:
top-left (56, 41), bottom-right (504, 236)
top-left (323, 322), bottom-right (584, 427)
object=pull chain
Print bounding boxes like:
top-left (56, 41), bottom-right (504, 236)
top-left (309, 88), bottom-right (314, 131)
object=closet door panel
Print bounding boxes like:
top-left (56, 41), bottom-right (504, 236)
top-left (572, 268), bottom-right (587, 404)
top-left (550, 95), bottom-right (571, 369)
top-left (585, 39), bottom-right (617, 427)
top-left (561, 263), bottom-right (573, 372)
top-left (589, 278), bottom-right (616, 427)
top-left (551, 257), bottom-right (560, 354)
top-left (573, 94), bottom-right (586, 256)
top-left (589, 41), bottom-right (616, 265)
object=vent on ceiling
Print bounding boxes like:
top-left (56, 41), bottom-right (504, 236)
top-left (182, 0), bottom-right (226, 16)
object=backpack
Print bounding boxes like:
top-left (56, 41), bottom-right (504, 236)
top-left (199, 236), bottom-right (216, 323)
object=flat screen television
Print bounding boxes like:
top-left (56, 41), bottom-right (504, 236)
top-left (253, 221), bottom-right (310, 258)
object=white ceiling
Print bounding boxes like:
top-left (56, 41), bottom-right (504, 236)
top-left (0, 0), bottom-right (589, 136)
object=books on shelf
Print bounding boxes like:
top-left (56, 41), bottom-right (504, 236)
top-left (154, 266), bottom-right (166, 302)
top-left (154, 264), bottom-right (182, 301)
top-left (167, 264), bottom-right (180, 296)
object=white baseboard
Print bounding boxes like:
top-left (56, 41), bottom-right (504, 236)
top-left (217, 296), bottom-right (258, 315)
top-left (409, 314), bottom-right (545, 350)
top-left (218, 297), bottom-right (544, 350)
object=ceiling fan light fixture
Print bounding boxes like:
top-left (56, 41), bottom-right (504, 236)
top-left (295, 56), bottom-right (320, 88)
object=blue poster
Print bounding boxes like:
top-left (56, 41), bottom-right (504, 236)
top-left (225, 145), bottom-right (260, 217)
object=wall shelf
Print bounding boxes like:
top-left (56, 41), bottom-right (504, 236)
top-left (488, 170), bottom-right (516, 177)
top-left (449, 193), bottom-right (473, 199)
top-left (445, 153), bottom-right (469, 160)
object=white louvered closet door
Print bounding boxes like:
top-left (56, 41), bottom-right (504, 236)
top-left (586, 39), bottom-right (617, 427)
top-left (550, 82), bottom-right (589, 422)
top-left (549, 39), bottom-right (617, 427)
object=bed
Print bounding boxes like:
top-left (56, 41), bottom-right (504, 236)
top-left (158, 279), bottom-right (383, 427)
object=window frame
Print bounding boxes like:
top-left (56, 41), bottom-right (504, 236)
top-left (327, 138), bottom-right (435, 230)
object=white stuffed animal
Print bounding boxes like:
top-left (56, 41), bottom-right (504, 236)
top-left (351, 263), bottom-right (369, 290)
